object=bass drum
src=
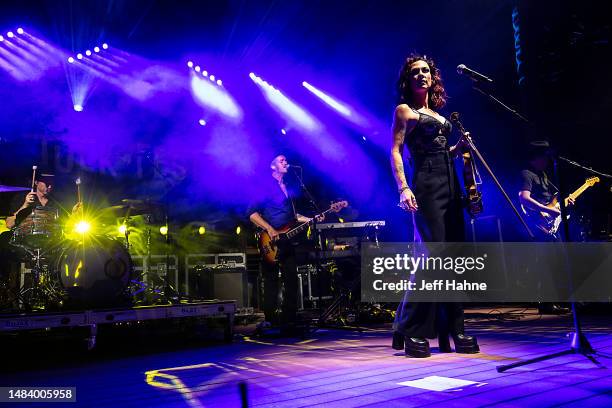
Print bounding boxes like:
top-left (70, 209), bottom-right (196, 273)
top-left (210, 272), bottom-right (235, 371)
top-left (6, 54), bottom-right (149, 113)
top-left (56, 236), bottom-right (133, 309)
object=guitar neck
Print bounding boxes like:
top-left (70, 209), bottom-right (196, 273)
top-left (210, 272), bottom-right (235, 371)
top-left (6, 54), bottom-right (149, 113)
top-left (286, 207), bottom-right (334, 239)
top-left (565, 182), bottom-right (592, 206)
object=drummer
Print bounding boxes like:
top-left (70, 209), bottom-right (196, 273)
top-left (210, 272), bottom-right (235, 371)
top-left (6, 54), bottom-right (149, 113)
top-left (5, 173), bottom-right (81, 229)
top-left (6, 173), bottom-right (57, 229)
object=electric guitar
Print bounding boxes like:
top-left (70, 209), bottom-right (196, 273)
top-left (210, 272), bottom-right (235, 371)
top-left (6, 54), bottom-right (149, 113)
top-left (257, 201), bottom-right (348, 264)
top-left (521, 177), bottom-right (599, 236)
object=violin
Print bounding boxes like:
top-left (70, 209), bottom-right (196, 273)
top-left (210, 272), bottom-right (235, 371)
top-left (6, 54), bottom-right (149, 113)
top-left (449, 112), bottom-right (483, 217)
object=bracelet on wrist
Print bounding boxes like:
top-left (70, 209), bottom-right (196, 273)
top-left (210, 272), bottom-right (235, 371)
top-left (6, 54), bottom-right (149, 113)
top-left (398, 186), bottom-right (410, 194)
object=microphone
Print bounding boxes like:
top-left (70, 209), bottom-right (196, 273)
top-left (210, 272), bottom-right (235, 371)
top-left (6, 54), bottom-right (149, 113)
top-left (288, 164), bottom-right (302, 168)
top-left (456, 64), bottom-right (493, 83)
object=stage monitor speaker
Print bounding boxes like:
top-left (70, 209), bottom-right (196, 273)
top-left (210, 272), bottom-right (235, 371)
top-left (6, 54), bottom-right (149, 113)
top-left (189, 266), bottom-right (248, 308)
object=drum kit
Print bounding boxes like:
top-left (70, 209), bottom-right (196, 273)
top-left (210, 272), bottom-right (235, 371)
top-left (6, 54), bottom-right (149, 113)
top-left (0, 170), bottom-right (178, 312)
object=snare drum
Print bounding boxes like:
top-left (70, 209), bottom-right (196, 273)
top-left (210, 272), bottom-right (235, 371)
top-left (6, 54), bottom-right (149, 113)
top-left (56, 236), bottom-right (133, 308)
top-left (11, 207), bottom-right (60, 249)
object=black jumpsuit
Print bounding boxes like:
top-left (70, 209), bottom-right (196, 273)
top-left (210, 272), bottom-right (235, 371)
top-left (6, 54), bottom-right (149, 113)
top-left (393, 109), bottom-right (465, 339)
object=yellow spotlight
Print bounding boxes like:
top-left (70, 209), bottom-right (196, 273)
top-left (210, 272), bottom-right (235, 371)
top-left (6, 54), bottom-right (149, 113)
top-left (75, 220), bottom-right (91, 234)
top-left (235, 226), bottom-right (241, 235)
top-left (159, 225), bottom-right (168, 236)
top-left (198, 226), bottom-right (206, 235)
top-left (338, 218), bottom-right (344, 223)
top-left (118, 224), bottom-right (127, 235)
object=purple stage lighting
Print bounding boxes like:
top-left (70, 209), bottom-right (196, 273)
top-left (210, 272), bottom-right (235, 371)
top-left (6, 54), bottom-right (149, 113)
top-left (198, 119), bottom-right (207, 126)
top-left (194, 65), bottom-right (201, 72)
top-left (77, 53), bottom-right (83, 60)
top-left (190, 75), bottom-right (242, 120)
top-left (281, 129), bottom-right (287, 135)
top-left (73, 104), bottom-right (83, 112)
top-left (216, 79), bottom-right (222, 86)
top-left (0, 35), bottom-right (4, 42)
top-left (94, 46), bottom-right (100, 53)
top-left (202, 70), bottom-right (208, 77)
top-left (85, 50), bottom-right (92, 56)
top-left (17, 28), bottom-right (24, 35)
top-left (303, 81), bottom-right (351, 116)
top-left (102, 43), bottom-right (108, 49)
top-left (209, 75), bottom-right (215, 81)
top-left (250, 73), bottom-right (320, 132)
top-left (187, 61), bottom-right (193, 68)
top-left (67, 57), bottom-right (75, 63)
top-left (7, 32), bottom-right (14, 38)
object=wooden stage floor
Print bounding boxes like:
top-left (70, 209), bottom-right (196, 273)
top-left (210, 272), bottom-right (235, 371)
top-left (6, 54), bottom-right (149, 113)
top-left (1, 308), bottom-right (611, 407)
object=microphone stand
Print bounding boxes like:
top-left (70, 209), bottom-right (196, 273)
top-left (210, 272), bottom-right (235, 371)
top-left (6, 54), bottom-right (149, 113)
top-left (558, 156), bottom-right (612, 180)
top-left (291, 167), bottom-right (325, 330)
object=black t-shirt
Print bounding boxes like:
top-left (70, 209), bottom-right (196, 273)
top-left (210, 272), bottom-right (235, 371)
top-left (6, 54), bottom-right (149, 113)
top-left (9, 193), bottom-right (58, 227)
top-left (247, 177), bottom-right (297, 229)
top-left (520, 169), bottom-right (557, 205)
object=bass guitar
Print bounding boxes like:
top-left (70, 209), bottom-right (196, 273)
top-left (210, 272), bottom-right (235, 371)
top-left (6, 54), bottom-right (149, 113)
top-left (521, 176), bottom-right (599, 236)
top-left (258, 201), bottom-right (348, 264)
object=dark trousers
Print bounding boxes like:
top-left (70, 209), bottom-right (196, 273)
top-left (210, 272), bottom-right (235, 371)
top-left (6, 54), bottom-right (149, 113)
top-left (261, 245), bottom-right (298, 325)
top-left (394, 301), bottom-right (465, 339)
top-left (395, 152), bottom-right (467, 338)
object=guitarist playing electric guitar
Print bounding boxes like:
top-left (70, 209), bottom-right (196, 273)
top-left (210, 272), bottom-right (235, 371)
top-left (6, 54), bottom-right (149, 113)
top-left (248, 154), bottom-right (336, 334)
top-left (518, 141), bottom-right (578, 241)
top-left (517, 141), bottom-right (599, 315)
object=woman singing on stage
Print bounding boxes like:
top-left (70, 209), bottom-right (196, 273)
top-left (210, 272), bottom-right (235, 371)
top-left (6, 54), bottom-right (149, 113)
top-left (390, 54), bottom-right (479, 357)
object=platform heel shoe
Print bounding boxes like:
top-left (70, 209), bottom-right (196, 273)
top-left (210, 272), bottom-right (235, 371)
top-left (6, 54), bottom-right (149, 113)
top-left (404, 337), bottom-right (431, 358)
top-left (452, 333), bottom-right (480, 354)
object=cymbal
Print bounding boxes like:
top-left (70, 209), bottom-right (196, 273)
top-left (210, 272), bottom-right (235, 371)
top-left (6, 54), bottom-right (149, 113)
top-left (101, 199), bottom-right (160, 218)
top-left (0, 185), bottom-right (30, 193)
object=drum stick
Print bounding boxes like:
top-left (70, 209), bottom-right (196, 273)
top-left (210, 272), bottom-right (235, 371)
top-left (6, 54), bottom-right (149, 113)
top-left (31, 165), bottom-right (37, 192)
top-left (75, 177), bottom-right (83, 217)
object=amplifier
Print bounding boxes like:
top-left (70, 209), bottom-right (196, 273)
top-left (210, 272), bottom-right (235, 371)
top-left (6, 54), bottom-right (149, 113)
top-left (187, 265), bottom-right (249, 308)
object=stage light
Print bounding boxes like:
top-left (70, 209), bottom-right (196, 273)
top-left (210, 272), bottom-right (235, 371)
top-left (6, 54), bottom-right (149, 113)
top-left (0, 35), bottom-right (3, 42)
top-left (216, 79), bottom-right (222, 86)
top-left (85, 50), bottom-right (92, 56)
top-left (77, 53), bottom-right (83, 60)
top-left (17, 28), bottom-right (24, 35)
top-left (338, 218), bottom-right (344, 223)
top-left (202, 70), bottom-right (208, 77)
top-left (303, 81), bottom-right (352, 116)
top-left (250, 73), bottom-right (320, 132)
top-left (118, 224), bottom-right (127, 234)
top-left (362, 136), bottom-right (367, 141)
top-left (235, 226), bottom-right (241, 235)
top-left (67, 57), bottom-right (75, 63)
top-left (194, 65), bottom-right (201, 72)
top-left (190, 76), bottom-right (243, 120)
top-left (198, 119), bottom-right (207, 126)
top-left (281, 129), bottom-right (287, 135)
top-left (94, 46), bottom-right (100, 53)
top-left (209, 75), bottom-right (215, 81)
top-left (7, 32), bottom-right (14, 38)
top-left (73, 104), bottom-right (83, 112)
top-left (198, 226), bottom-right (206, 235)
top-left (159, 225), bottom-right (168, 236)
top-left (75, 220), bottom-right (91, 234)
top-left (102, 43), bottom-right (108, 49)
top-left (187, 61), bottom-right (193, 68)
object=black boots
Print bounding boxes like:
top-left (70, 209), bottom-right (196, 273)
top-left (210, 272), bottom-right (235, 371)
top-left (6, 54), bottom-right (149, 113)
top-left (438, 332), bottom-right (480, 354)
top-left (393, 331), bottom-right (479, 357)
top-left (392, 332), bottom-right (431, 358)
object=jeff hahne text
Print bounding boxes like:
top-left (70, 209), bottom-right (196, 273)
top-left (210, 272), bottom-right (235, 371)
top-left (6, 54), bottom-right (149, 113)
top-left (371, 253), bottom-right (488, 292)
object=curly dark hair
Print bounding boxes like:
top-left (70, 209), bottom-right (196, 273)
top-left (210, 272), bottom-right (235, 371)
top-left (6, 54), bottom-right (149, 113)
top-left (397, 53), bottom-right (447, 109)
